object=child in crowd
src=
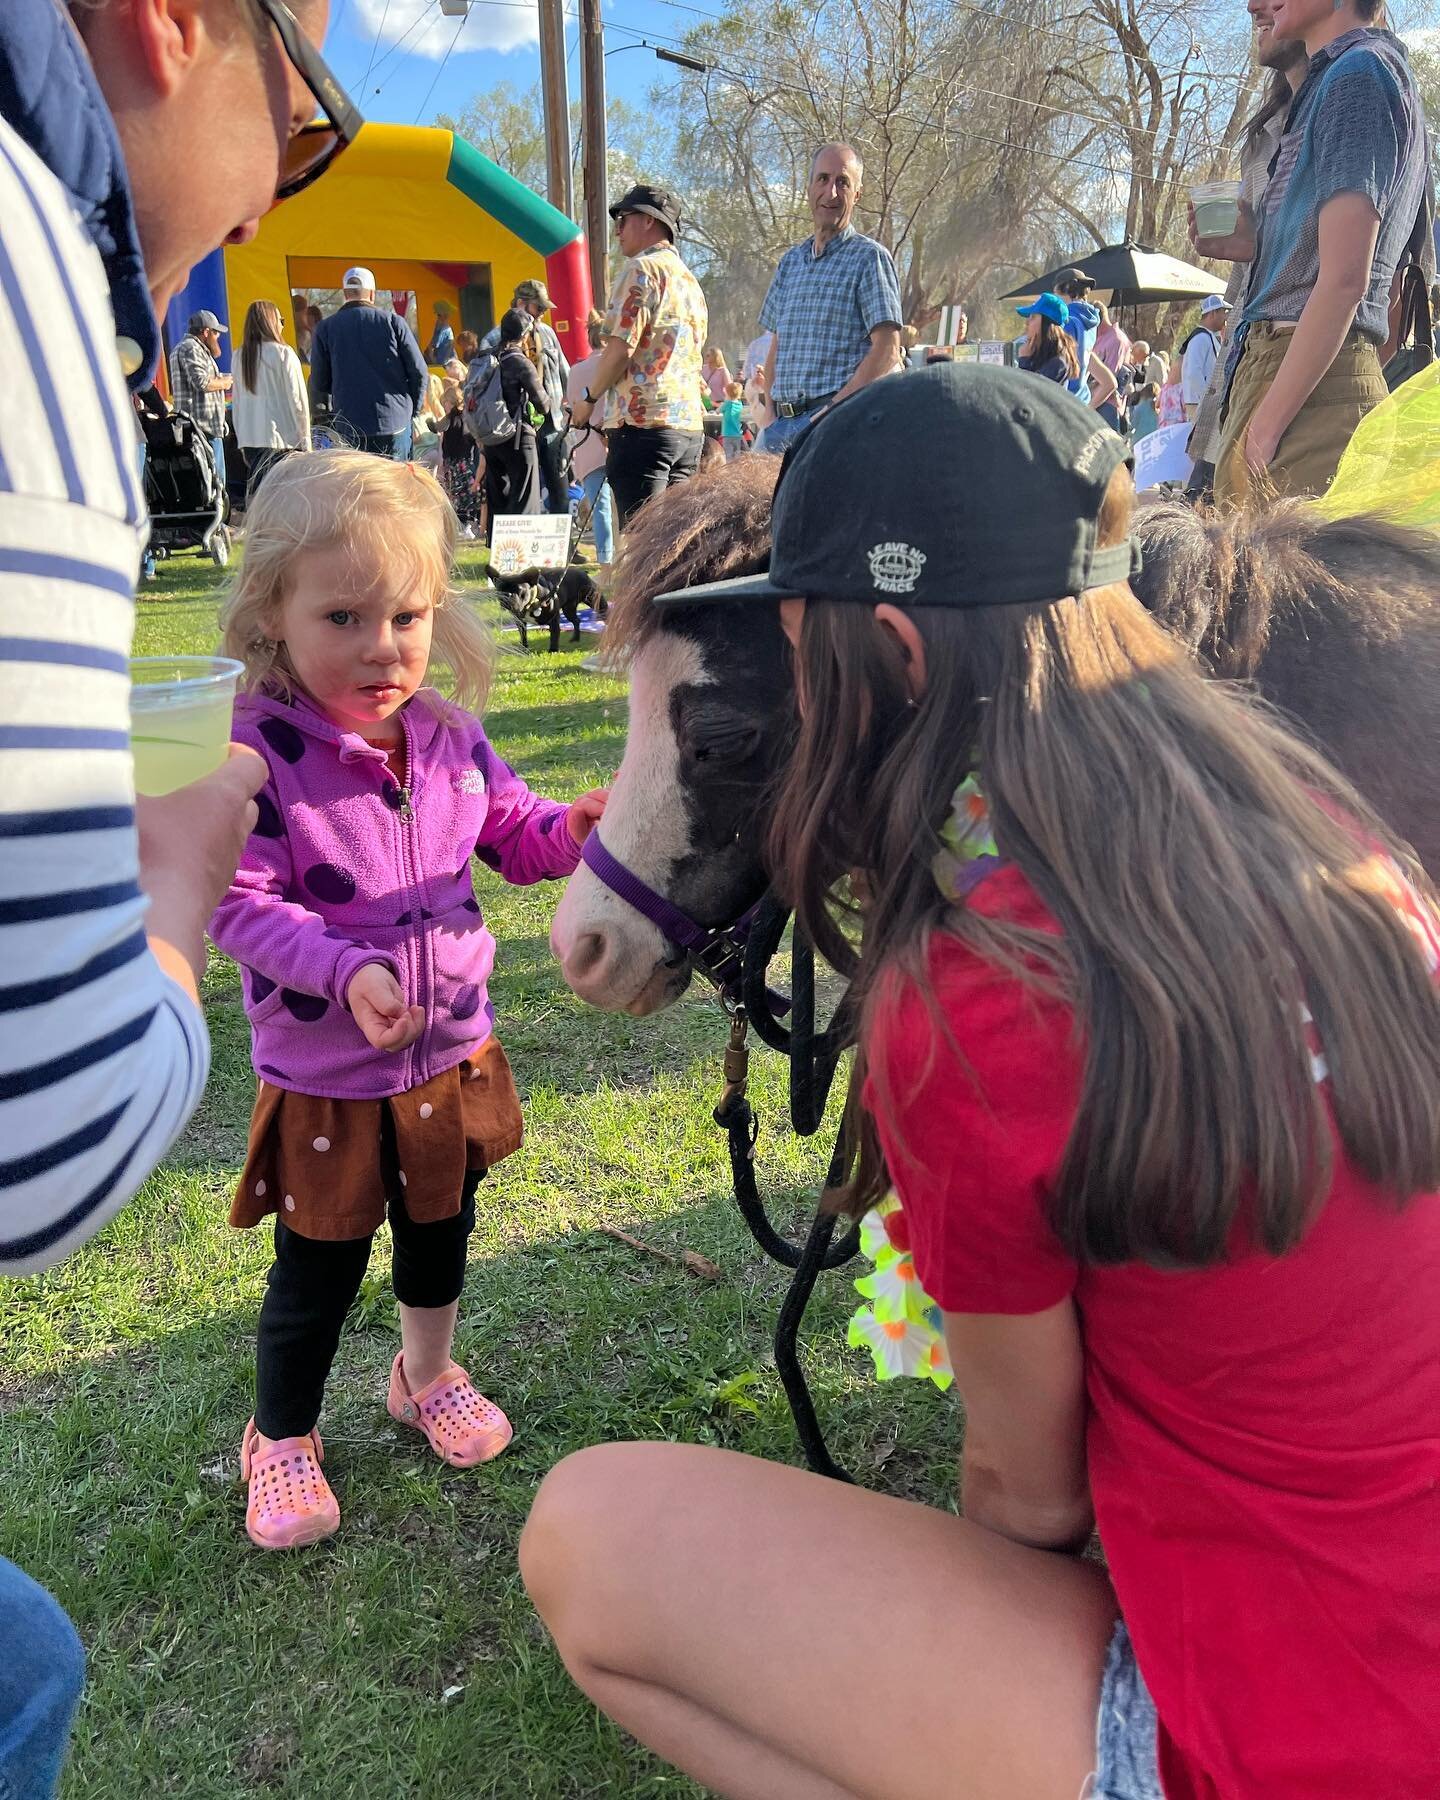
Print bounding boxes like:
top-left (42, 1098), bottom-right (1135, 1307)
top-left (213, 450), bottom-right (605, 1551)
top-left (718, 380), bottom-right (745, 461)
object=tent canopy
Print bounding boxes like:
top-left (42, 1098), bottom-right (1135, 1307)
top-left (1001, 240), bottom-right (1223, 307)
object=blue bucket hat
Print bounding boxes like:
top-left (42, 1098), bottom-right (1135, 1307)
top-left (1016, 292), bottom-right (1070, 329)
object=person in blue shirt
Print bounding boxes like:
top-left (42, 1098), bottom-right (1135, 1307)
top-left (423, 299), bottom-right (455, 365)
top-left (308, 266), bottom-right (428, 460)
top-left (1016, 294), bottom-right (1083, 388)
top-left (757, 144), bottom-right (903, 453)
top-left (1200, 2), bottom-right (1429, 509)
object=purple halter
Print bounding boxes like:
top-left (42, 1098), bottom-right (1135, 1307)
top-left (580, 830), bottom-right (772, 1006)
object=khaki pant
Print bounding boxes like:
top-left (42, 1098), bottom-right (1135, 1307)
top-left (1214, 323), bottom-right (1387, 512)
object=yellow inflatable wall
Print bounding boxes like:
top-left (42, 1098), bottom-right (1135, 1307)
top-left (223, 123), bottom-right (586, 363)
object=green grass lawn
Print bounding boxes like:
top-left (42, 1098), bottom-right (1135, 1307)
top-left (0, 549), bottom-right (957, 1798)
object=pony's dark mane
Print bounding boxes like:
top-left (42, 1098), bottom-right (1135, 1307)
top-left (602, 454), bottom-right (779, 662)
top-left (1133, 497), bottom-right (1440, 679)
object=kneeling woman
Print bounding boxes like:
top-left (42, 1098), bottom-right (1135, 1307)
top-left (521, 368), bottom-right (1440, 1799)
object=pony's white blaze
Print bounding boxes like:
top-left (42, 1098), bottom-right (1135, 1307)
top-left (552, 633), bottom-right (712, 1013)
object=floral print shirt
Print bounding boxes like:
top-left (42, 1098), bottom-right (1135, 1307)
top-left (602, 242), bottom-right (707, 431)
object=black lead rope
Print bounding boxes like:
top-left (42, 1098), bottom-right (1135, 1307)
top-left (711, 894), bottom-right (861, 1483)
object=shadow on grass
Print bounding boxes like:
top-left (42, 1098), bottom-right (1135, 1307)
top-left (3, 1191), bottom-right (956, 1799)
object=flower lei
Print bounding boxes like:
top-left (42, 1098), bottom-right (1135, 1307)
top-left (845, 776), bottom-right (999, 1391)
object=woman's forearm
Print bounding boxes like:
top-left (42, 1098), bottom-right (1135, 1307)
top-left (961, 1448), bottom-right (1095, 1552)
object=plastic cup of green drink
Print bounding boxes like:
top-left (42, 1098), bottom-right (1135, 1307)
top-left (129, 656), bottom-right (243, 796)
top-left (1191, 179), bottom-right (1241, 239)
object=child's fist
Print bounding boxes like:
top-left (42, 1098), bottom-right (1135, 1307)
top-left (346, 962), bottom-right (424, 1052)
top-left (566, 788), bottom-right (609, 847)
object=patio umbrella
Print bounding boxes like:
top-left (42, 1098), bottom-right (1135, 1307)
top-left (1001, 240), bottom-right (1221, 307)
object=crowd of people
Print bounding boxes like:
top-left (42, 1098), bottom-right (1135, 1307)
top-left (0, 0), bottom-right (1437, 1794)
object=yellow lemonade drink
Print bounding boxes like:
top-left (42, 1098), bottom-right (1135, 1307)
top-left (129, 657), bottom-right (242, 796)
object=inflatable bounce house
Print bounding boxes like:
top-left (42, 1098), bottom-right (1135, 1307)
top-left (164, 123), bottom-right (593, 373)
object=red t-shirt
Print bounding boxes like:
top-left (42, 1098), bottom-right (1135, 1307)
top-left (866, 864), bottom-right (1440, 1798)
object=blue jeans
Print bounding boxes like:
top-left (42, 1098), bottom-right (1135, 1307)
top-left (579, 467), bottom-right (615, 566)
top-left (336, 422), bottom-right (410, 460)
top-left (756, 409), bottom-right (817, 455)
top-left (1090, 1620), bottom-right (1163, 1799)
top-left (208, 433), bottom-right (226, 494)
top-left (0, 1558), bottom-right (85, 1799)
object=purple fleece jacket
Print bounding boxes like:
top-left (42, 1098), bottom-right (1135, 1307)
top-left (210, 688), bottom-right (581, 1099)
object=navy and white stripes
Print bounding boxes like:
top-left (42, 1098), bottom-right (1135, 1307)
top-left (0, 115), bottom-right (209, 1276)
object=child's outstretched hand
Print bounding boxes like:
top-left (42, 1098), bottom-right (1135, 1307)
top-left (347, 962), bottom-right (425, 1052)
top-left (566, 788), bottom-right (609, 847)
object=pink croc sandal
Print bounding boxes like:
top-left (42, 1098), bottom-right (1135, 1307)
top-left (387, 1353), bottom-right (513, 1467)
top-left (241, 1418), bottom-right (341, 1550)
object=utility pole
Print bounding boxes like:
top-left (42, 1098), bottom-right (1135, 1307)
top-left (579, 0), bottom-right (607, 306)
top-left (537, 0), bottom-right (573, 218)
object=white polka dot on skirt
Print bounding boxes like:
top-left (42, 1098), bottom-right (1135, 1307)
top-left (418, 1103), bottom-right (433, 1120)
top-left (283, 1194), bottom-right (296, 1212)
top-left (313, 1136), bottom-right (331, 1152)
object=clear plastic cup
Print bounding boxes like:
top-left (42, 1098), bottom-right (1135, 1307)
top-left (1191, 179), bottom-right (1241, 239)
top-left (129, 656), bottom-right (243, 796)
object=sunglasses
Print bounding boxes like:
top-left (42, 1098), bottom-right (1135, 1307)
top-left (253, 0), bottom-right (365, 202)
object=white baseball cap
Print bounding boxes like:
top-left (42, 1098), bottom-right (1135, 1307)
top-left (1200, 294), bottom-right (1230, 316)
top-left (343, 266), bottom-right (377, 291)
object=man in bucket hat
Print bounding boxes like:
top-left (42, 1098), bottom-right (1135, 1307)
top-left (568, 183), bottom-right (707, 529)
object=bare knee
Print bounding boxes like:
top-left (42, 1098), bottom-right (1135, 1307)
top-left (520, 1440), bottom-right (667, 1663)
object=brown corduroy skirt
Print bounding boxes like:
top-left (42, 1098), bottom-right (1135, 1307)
top-left (231, 1038), bottom-right (524, 1241)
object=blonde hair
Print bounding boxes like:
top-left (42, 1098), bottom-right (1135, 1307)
top-left (219, 449), bottom-right (494, 715)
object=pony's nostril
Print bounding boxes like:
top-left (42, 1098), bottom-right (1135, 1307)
top-left (568, 931), bottom-right (608, 981)
top-left (661, 943), bottom-right (687, 971)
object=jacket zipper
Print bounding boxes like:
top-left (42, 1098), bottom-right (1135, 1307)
top-left (394, 710), bottom-right (430, 1087)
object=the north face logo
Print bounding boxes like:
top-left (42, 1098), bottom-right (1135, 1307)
top-left (868, 541), bottom-right (926, 594)
top-left (456, 769), bottom-right (487, 796)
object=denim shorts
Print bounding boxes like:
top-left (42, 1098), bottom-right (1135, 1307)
top-left (1086, 1619), bottom-right (1164, 1800)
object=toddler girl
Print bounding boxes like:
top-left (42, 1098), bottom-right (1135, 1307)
top-left (213, 449), bottom-right (604, 1550)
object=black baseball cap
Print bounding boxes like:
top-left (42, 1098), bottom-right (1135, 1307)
top-left (608, 183), bottom-right (682, 241)
top-left (1055, 266), bottom-right (1096, 291)
top-left (654, 364), bottom-right (1140, 612)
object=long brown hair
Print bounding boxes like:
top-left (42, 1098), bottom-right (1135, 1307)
top-left (1024, 316), bottom-right (1080, 382)
top-left (239, 299), bottom-right (286, 392)
top-left (771, 467), bottom-right (1440, 1266)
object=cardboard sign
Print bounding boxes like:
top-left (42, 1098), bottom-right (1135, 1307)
top-left (488, 513), bottom-right (572, 577)
top-left (1132, 423), bottom-right (1193, 490)
top-left (978, 340), bottom-right (1007, 366)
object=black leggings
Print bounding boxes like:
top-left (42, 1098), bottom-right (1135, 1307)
top-left (254, 1177), bottom-right (481, 1440)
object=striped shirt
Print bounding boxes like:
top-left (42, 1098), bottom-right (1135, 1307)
top-left (1243, 29), bottom-right (1429, 344)
top-left (0, 114), bottom-right (209, 1276)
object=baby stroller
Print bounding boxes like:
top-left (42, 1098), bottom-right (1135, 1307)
top-left (138, 399), bottom-right (232, 568)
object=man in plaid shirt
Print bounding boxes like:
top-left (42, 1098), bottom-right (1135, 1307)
top-left (168, 309), bottom-right (232, 493)
top-left (757, 144), bottom-right (903, 453)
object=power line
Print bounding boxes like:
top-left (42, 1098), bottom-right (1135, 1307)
top-left (371, 4), bottom-right (452, 93)
top-left (366, 2), bottom-right (447, 83)
top-left (360, 0), bottom-right (396, 88)
top-left (414, 9), bottom-right (469, 120)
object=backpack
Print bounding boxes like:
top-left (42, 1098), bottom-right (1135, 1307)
top-left (462, 352), bottom-right (517, 448)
